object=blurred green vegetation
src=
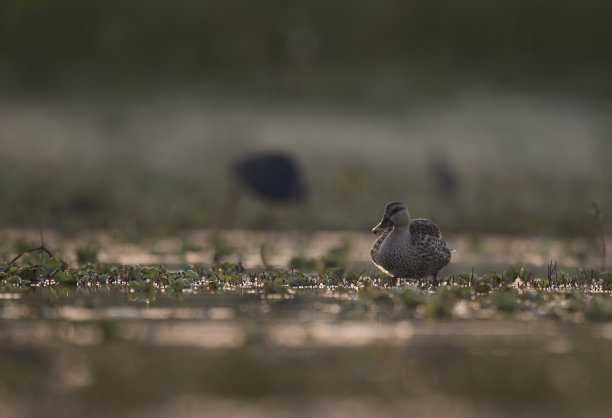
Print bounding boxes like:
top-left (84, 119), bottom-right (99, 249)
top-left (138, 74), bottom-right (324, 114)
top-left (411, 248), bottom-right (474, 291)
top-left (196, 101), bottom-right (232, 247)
top-left (1, 0), bottom-right (611, 236)
top-left (0, 152), bottom-right (609, 236)
top-left (1, 0), bottom-right (611, 93)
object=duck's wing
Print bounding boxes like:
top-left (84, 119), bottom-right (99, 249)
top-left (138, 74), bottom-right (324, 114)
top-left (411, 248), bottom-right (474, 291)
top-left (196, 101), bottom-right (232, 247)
top-left (409, 218), bottom-right (444, 240)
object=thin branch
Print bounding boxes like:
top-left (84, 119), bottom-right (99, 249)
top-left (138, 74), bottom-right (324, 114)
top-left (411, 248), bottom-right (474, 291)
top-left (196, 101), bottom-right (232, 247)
top-left (40, 231), bottom-right (45, 265)
top-left (8, 246), bottom-right (55, 266)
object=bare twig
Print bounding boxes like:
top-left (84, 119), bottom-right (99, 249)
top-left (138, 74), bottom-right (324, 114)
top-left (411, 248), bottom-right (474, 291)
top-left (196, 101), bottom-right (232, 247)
top-left (39, 231), bottom-right (45, 265)
top-left (8, 245), bottom-right (55, 266)
top-left (547, 260), bottom-right (557, 287)
top-left (590, 202), bottom-right (606, 270)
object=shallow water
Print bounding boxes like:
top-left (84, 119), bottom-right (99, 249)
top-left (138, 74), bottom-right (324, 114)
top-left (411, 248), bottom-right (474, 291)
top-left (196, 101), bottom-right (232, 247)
top-left (2, 284), bottom-right (612, 418)
top-left (2, 229), bottom-right (612, 417)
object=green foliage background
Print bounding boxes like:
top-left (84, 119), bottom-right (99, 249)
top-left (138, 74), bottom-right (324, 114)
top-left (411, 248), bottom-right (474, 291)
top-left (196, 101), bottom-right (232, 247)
top-left (2, 0), bottom-right (611, 90)
top-left (1, 0), bottom-right (611, 234)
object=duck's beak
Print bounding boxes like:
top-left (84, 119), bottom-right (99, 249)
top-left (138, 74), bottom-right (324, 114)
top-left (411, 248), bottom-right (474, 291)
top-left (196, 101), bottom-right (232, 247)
top-left (372, 216), bottom-right (392, 234)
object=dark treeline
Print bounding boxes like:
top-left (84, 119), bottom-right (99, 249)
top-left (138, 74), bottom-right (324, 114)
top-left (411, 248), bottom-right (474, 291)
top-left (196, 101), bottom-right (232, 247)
top-left (1, 0), bottom-right (611, 91)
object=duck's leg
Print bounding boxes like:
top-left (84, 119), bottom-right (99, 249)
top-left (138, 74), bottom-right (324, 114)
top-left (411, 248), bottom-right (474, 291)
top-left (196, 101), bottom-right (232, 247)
top-left (432, 274), bottom-right (439, 288)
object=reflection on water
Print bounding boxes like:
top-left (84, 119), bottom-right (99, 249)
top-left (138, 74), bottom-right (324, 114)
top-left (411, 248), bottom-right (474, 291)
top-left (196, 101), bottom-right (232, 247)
top-left (2, 285), bottom-right (612, 418)
top-left (0, 285), bottom-right (607, 351)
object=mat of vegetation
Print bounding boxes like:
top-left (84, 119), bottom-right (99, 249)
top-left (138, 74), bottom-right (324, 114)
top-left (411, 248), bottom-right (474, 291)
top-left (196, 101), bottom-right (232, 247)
top-left (2, 253), bottom-right (612, 321)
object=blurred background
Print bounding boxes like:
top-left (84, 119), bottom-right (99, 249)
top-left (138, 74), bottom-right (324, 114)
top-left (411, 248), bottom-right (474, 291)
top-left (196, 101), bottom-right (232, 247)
top-left (1, 0), bottom-right (611, 236)
top-left (2, 5), bottom-right (612, 417)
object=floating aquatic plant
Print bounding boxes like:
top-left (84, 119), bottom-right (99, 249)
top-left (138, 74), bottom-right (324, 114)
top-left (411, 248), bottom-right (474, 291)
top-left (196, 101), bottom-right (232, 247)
top-left (2, 241), bottom-right (612, 322)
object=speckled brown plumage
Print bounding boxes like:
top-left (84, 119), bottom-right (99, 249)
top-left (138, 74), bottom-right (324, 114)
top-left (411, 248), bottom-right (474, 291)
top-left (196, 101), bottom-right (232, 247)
top-left (371, 202), bottom-right (451, 282)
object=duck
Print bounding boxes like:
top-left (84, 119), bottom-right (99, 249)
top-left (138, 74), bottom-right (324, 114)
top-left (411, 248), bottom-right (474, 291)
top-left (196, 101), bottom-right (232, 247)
top-left (370, 201), bottom-right (451, 285)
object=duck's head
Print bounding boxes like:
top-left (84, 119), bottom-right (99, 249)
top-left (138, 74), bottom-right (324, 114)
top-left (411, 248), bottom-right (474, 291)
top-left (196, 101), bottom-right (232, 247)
top-left (372, 201), bottom-right (411, 234)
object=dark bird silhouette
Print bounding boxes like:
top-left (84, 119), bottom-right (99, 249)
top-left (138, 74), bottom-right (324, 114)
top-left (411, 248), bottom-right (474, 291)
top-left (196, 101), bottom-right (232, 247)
top-left (232, 152), bottom-right (306, 202)
top-left (429, 155), bottom-right (459, 201)
top-left (219, 152), bottom-right (307, 229)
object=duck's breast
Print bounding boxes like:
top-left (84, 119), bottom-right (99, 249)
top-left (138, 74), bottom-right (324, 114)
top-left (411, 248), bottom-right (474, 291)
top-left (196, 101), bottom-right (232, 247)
top-left (370, 228), bottom-right (391, 262)
top-left (376, 229), bottom-right (416, 272)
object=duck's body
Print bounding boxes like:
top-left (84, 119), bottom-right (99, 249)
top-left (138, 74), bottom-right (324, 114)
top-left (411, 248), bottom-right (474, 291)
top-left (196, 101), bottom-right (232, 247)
top-left (371, 202), bottom-right (451, 283)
